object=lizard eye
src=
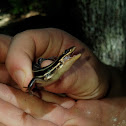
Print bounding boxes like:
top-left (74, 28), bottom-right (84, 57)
top-left (64, 49), bottom-right (69, 54)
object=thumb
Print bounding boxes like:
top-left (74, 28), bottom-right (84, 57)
top-left (5, 32), bottom-right (35, 91)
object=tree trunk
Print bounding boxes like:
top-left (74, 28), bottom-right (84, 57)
top-left (77, 0), bottom-right (126, 69)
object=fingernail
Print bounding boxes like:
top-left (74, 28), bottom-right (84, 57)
top-left (14, 70), bottom-right (25, 85)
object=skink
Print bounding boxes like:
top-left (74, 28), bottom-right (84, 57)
top-left (27, 46), bottom-right (81, 93)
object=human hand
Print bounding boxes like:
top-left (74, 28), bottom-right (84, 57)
top-left (5, 28), bottom-right (110, 99)
top-left (0, 30), bottom-right (125, 126)
top-left (0, 84), bottom-right (126, 126)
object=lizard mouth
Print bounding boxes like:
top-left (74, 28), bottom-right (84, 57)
top-left (63, 54), bottom-right (73, 62)
top-left (63, 46), bottom-right (80, 62)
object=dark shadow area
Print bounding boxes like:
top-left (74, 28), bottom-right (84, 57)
top-left (0, 0), bottom-right (84, 41)
top-left (0, 15), bottom-right (82, 38)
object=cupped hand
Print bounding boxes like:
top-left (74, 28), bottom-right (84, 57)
top-left (3, 28), bottom-right (110, 99)
top-left (0, 84), bottom-right (126, 126)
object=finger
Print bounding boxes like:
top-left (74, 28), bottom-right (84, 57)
top-left (0, 64), bottom-right (15, 85)
top-left (0, 34), bottom-right (11, 63)
top-left (0, 84), bottom-right (68, 125)
top-left (0, 64), bottom-right (19, 89)
top-left (0, 98), bottom-right (56, 126)
top-left (0, 83), bottom-right (54, 118)
top-left (34, 90), bottom-right (75, 109)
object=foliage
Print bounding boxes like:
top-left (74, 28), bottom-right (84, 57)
top-left (8, 0), bottom-right (47, 16)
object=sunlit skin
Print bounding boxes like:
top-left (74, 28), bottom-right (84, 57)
top-left (0, 28), bottom-right (125, 126)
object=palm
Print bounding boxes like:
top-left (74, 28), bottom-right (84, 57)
top-left (0, 84), bottom-right (125, 126)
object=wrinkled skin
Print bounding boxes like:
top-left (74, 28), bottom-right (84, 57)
top-left (5, 28), bottom-right (110, 99)
top-left (0, 28), bottom-right (126, 126)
